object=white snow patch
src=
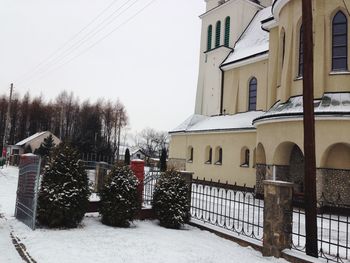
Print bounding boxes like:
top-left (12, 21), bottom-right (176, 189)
top-left (10, 216), bottom-right (287, 263)
top-left (0, 166), bottom-right (288, 263)
top-left (171, 114), bottom-right (208, 133)
top-left (0, 166), bottom-right (23, 262)
top-left (171, 111), bottom-right (265, 133)
top-left (223, 7), bottom-right (272, 66)
top-left (15, 131), bottom-right (47, 146)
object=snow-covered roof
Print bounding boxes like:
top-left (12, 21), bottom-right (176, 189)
top-left (222, 7), bottom-right (272, 67)
top-left (117, 145), bottom-right (143, 156)
top-left (171, 114), bottom-right (208, 133)
top-left (253, 93), bottom-right (350, 123)
top-left (170, 111), bottom-right (265, 134)
top-left (15, 131), bottom-right (47, 146)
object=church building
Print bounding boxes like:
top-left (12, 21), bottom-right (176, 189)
top-left (169, 0), bottom-right (350, 204)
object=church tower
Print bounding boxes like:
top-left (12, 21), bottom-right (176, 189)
top-left (194, 0), bottom-right (270, 116)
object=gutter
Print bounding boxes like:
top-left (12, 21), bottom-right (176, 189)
top-left (253, 111), bottom-right (350, 125)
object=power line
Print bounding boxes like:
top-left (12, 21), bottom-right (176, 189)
top-left (15, 0), bottom-right (122, 84)
top-left (17, 0), bottom-right (141, 87)
top-left (17, 0), bottom-right (157, 91)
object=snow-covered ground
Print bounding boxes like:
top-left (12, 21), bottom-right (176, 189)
top-left (0, 166), bottom-right (286, 263)
top-left (0, 166), bottom-right (24, 263)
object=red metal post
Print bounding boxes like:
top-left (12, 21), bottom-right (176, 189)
top-left (130, 160), bottom-right (145, 204)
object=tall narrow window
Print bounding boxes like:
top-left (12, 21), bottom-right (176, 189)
top-left (207, 25), bottom-right (213, 51)
top-left (188, 146), bottom-right (193, 162)
top-left (215, 21), bottom-right (221, 48)
top-left (224, 17), bottom-right (230, 47)
top-left (282, 30), bottom-right (286, 66)
top-left (215, 147), bottom-right (223, 165)
top-left (248, 77), bottom-right (257, 111)
top-left (240, 147), bottom-right (250, 167)
top-left (245, 149), bottom-right (250, 166)
top-left (205, 146), bottom-right (212, 164)
top-left (332, 11), bottom-right (348, 71)
top-left (298, 25), bottom-right (304, 77)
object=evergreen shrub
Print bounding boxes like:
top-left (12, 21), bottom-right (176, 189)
top-left (37, 144), bottom-right (90, 228)
top-left (99, 165), bottom-right (139, 227)
top-left (153, 170), bottom-right (189, 229)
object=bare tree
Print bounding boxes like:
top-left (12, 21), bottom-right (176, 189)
top-left (135, 128), bottom-right (169, 159)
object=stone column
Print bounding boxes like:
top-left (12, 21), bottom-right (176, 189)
top-left (263, 180), bottom-right (294, 258)
top-left (96, 162), bottom-right (108, 192)
top-left (179, 171), bottom-right (193, 221)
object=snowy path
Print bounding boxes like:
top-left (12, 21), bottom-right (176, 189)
top-left (0, 166), bottom-right (287, 263)
top-left (0, 166), bottom-right (24, 263)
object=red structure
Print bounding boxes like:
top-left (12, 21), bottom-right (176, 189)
top-left (130, 160), bottom-right (145, 203)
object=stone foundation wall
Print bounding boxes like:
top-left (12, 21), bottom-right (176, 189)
top-left (317, 168), bottom-right (350, 206)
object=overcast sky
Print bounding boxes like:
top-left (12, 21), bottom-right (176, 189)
top-left (0, 0), bottom-right (205, 134)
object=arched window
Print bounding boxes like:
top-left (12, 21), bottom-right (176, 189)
top-left (332, 11), bottom-right (348, 71)
top-left (207, 25), bottom-right (213, 51)
top-left (215, 147), bottom-right (223, 165)
top-left (187, 146), bottom-right (193, 162)
top-left (248, 77), bottom-right (257, 111)
top-left (215, 21), bottom-right (221, 48)
top-left (240, 147), bottom-right (250, 167)
top-left (224, 17), bottom-right (230, 47)
top-left (298, 25), bottom-right (304, 77)
top-left (205, 146), bottom-right (212, 164)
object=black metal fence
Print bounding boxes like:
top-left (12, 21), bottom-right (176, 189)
top-left (291, 194), bottom-right (350, 262)
top-left (80, 153), bottom-right (114, 164)
top-left (191, 178), bottom-right (264, 241)
top-left (142, 169), bottom-right (160, 206)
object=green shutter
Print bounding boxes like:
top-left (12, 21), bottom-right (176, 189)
top-left (224, 17), bottom-right (230, 47)
top-left (215, 21), bottom-right (221, 48)
top-left (207, 25), bottom-right (212, 51)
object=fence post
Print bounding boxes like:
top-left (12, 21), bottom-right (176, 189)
top-left (96, 162), bottom-right (108, 192)
top-left (263, 180), bottom-right (294, 258)
top-left (179, 171), bottom-right (193, 220)
top-left (131, 160), bottom-right (145, 205)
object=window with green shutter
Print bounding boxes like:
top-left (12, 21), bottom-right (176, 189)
top-left (224, 17), bottom-right (230, 47)
top-left (207, 25), bottom-right (212, 51)
top-left (215, 21), bottom-right (221, 48)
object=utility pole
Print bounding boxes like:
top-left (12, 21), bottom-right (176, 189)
top-left (116, 110), bottom-right (121, 162)
top-left (2, 83), bottom-right (14, 158)
top-left (302, 0), bottom-right (318, 257)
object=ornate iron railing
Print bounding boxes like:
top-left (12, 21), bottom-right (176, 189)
top-left (190, 178), bottom-right (264, 241)
top-left (142, 169), bottom-right (160, 206)
top-left (291, 194), bottom-right (350, 262)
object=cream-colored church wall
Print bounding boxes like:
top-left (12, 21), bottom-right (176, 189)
top-left (255, 118), bottom-right (350, 168)
top-left (222, 59), bottom-right (269, 114)
top-left (269, 0), bottom-right (350, 106)
top-left (169, 131), bottom-right (258, 186)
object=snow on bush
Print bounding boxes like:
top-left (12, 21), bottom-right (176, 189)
top-left (153, 170), bottom-right (189, 229)
top-left (37, 144), bottom-right (90, 228)
top-left (99, 165), bottom-right (139, 227)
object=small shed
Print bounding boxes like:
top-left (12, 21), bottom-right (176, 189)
top-left (12, 131), bottom-right (61, 155)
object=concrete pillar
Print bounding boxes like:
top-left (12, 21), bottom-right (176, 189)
top-left (263, 180), bottom-right (294, 258)
top-left (131, 160), bottom-right (145, 204)
top-left (179, 171), bottom-right (193, 221)
top-left (95, 162), bottom-right (108, 192)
